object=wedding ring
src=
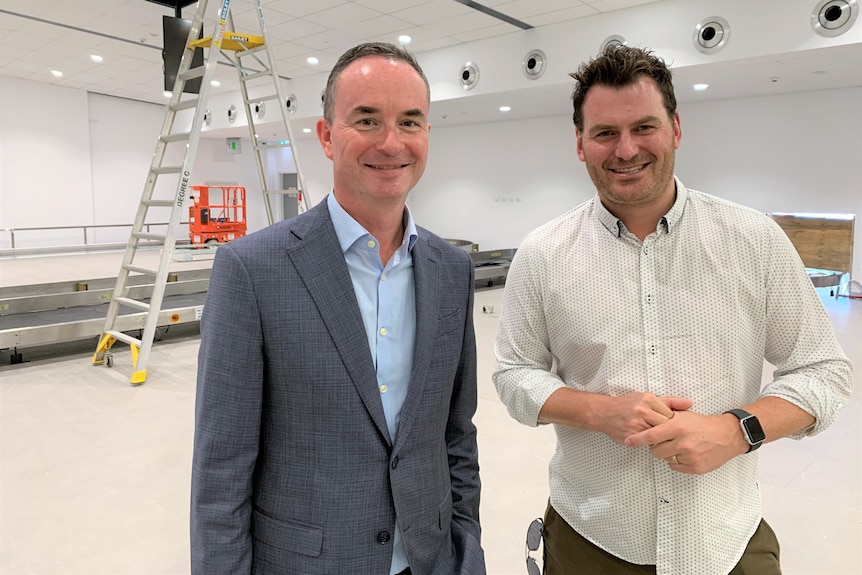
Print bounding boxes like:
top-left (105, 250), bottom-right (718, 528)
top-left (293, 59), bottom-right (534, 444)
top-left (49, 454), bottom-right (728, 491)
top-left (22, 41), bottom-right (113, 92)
top-left (671, 454), bottom-right (680, 465)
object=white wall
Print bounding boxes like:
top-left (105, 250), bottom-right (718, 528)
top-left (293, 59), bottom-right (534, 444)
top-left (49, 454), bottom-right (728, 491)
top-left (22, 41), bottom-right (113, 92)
top-left (0, 77), bottom-right (277, 250)
top-left (410, 86), bottom-right (862, 278)
top-left (0, 77), bottom-right (859, 277)
top-left (0, 76), bottom-right (93, 249)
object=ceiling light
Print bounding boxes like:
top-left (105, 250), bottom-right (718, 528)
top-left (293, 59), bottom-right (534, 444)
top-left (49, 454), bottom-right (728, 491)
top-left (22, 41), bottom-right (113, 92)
top-left (693, 83), bottom-right (709, 91)
top-left (211, 80), bottom-right (220, 87)
top-left (163, 91), bottom-right (172, 98)
top-left (90, 54), bottom-right (103, 63)
top-left (499, 106), bottom-right (511, 112)
top-left (302, 128), bottom-right (312, 133)
top-left (51, 70), bottom-right (63, 77)
top-left (398, 35), bottom-right (412, 45)
top-left (306, 56), bottom-right (319, 65)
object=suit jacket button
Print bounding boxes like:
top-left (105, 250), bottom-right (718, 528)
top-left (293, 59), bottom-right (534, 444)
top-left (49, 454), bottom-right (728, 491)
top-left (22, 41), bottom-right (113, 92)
top-left (391, 456), bottom-right (399, 469)
top-left (377, 531), bottom-right (391, 544)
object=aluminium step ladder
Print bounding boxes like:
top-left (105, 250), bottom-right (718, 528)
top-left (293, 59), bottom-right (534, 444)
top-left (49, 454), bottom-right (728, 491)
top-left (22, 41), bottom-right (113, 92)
top-left (93, 0), bottom-right (310, 385)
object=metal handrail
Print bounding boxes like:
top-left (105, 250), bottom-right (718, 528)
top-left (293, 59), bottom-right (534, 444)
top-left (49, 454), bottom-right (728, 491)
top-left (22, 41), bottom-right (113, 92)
top-left (0, 222), bottom-right (189, 253)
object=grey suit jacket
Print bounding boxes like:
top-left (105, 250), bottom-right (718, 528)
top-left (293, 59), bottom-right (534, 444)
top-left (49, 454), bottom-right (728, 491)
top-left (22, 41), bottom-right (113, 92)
top-left (191, 199), bottom-right (485, 575)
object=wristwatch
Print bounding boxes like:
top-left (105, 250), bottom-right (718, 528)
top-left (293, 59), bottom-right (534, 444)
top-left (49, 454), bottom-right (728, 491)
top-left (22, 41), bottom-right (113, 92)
top-left (725, 409), bottom-right (765, 452)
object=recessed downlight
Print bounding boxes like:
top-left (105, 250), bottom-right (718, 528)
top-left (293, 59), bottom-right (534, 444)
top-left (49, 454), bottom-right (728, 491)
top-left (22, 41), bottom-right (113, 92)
top-left (51, 70), bottom-right (63, 77)
top-left (693, 83), bottom-right (709, 91)
top-left (163, 91), bottom-right (172, 97)
top-left (307, 56), bottom-right (319, 65)
top-left (398, 35), bottom-right (412, 45)
top-left (499, 106), bottom-right (511, 112)
top-left (302, 128), bottom-right (312, 133)
top-left (210, 80), bottom-right (220, 87)
top-left (90, 54), bottom-right (103, 63)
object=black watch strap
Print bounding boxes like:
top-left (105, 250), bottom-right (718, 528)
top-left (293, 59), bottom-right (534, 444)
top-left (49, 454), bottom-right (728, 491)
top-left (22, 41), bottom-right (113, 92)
top-left (725, 409), bottom-right (765, 452)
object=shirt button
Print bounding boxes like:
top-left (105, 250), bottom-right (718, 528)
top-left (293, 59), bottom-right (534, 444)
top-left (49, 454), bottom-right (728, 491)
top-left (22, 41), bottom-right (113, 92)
top-left (391, 456), bottom-right (399, 469)
top-left (379, 327), bottom-right (387, 336)
top-left (380, 385), bottom-right (388, 394)
top-left (377, 531), bottom-right (391, 544)
top-left (381, 273), bottom-right (387, 281)
top-left (643, 247), bottom-right (649, 254)
top-left (367, 240), bottom-right (376, 248)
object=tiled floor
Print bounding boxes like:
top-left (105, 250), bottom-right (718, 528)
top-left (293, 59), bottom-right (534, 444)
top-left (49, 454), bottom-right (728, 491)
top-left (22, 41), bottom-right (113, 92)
top-left (1, 252), bottom-right (860, 574)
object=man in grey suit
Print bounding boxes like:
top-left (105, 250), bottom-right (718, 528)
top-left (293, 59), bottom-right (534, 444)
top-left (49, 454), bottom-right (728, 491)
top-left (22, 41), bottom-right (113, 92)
top-left (191, 42), bottom-right (485, 575)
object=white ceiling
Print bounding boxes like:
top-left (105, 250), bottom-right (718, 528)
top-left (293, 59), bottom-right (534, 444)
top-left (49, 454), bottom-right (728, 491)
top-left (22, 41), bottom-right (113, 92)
top-left (0, 0), bottom-right (664, 105)
top-left (1, 0), bottom-right (861, 133)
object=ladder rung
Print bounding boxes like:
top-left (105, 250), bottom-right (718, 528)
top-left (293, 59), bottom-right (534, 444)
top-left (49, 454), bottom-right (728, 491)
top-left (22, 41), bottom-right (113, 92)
top-left (236, 44), bottom-right (267, 55)
top-left (179, 67), bottom-right (205, 81)
top-left (114, 297), bottom-right (151, 312)
top-left (152, 166), bottom-right (183, 174)
top-left (142, 199), bottom-right (174, 207)
top-left (124, 265), bottom-right (158, 276)
top-left (240, 70), bottom-right (271, 82)
top-left (264, 189), bottom-right (299, 196)
top-left (107, 330), bottom-right (142, 347)
top-left (170, 98), bottom-right (200, 111)
top-left (161, 132), bottom-right (191, 143)
top-left (256, 142), bottom-right (292, 150)
top-left (133, 232), bottom-right (166, 241)
top-left (245, 94), bottom-right (279, 104)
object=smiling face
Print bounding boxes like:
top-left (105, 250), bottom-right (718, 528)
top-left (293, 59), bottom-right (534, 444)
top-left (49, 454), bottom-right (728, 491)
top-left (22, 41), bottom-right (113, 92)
top-left (576, 75), bottom-right (681, 215)
top-left (316, 56), bottom-right (430, 213)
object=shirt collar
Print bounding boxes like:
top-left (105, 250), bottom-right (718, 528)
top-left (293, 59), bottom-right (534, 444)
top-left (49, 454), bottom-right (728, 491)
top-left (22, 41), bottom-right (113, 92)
top-left (326, 192), bottom-right (418, 254)
top-left (595, 176), bottom-right (689, 237)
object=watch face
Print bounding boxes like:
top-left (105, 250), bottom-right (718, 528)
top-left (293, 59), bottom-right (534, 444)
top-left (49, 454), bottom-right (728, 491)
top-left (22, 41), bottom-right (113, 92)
top-left (742, 416), bottom-right (765, 444)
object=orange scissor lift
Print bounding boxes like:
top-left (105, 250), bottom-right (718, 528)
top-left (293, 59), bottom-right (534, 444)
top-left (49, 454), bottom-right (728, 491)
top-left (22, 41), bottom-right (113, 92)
top-left (188, 185), bottom-right (247, 245)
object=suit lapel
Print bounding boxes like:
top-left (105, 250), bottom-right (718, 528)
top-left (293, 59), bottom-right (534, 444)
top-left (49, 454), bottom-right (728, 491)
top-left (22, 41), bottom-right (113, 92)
top-left (394, 235), bottom-right (438, 450)
top-left (285, 203), bottom-right (392, 444)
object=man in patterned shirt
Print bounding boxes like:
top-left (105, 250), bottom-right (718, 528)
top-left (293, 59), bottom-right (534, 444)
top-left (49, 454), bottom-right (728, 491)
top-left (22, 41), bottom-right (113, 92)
top-left (493, 45), bottom-right (852, 575)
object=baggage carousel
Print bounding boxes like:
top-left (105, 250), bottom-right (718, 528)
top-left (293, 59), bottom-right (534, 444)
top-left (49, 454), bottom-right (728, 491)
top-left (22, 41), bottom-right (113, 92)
top-left (1, 249), bottom-right (516, 363)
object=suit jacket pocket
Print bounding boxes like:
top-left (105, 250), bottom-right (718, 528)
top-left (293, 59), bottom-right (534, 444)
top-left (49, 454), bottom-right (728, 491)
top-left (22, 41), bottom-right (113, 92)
top-left (435, 308), bottom-right (463, 339)
top-left (438, 492), bottom-right (453, 531)
top-left (251, 508), bottom-right (323, 557)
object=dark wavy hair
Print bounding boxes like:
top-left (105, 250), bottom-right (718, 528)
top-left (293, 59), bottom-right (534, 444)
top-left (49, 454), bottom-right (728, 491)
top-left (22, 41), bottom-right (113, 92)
top-left (570, 46), bottom-right (677, 131)
top-left (322, 42), bottom-right (429, 123)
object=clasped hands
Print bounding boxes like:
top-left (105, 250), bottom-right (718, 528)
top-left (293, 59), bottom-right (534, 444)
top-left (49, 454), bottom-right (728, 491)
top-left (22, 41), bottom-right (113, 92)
top-left (598, 393), bottom-right (745, 475)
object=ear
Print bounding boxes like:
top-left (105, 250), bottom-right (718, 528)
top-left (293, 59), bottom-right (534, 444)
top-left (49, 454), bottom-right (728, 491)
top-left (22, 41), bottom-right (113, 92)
top-left (672, 112), bottom-right (682, 150)
top-left (316, 117), bottom-right (334, 160)
top-left (575, 128), bottom-right (586, 162)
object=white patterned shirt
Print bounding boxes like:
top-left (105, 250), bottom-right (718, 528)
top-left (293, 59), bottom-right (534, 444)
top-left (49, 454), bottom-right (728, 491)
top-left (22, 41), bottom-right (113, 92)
top-left (493, 178), bottom-right (852, 575)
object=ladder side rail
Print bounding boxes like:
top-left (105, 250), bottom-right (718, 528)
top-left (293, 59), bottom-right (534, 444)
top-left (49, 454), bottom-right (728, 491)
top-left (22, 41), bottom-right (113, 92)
top-left (97, 0), bottom-right (213, 354)
top-left (133, 0), bottom-right (235, 382)
top-left (227, 10), bottom-right (276, 225)
top-left (255, 0), bottom-right (311, 213)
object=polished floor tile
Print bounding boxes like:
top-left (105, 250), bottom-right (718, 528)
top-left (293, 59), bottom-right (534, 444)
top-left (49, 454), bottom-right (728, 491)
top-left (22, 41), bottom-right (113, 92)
top-left (1, 254), bottom-right (859, 574)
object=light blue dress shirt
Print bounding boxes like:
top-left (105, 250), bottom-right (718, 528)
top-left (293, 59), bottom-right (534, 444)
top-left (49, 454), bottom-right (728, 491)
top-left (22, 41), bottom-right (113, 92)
top-left (327, 193), bottom-right (417, 575)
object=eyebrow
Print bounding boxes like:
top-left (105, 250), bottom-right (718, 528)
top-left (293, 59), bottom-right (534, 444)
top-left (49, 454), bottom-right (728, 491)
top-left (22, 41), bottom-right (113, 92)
top-left (349, 106), bottom-right (426, 119)
top-left (588, 115), bottom-right (663, 135)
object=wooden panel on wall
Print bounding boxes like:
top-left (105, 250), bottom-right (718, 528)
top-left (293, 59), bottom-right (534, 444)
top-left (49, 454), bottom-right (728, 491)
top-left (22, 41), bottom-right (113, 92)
top-left (767, 213), bottom-right (855, 273)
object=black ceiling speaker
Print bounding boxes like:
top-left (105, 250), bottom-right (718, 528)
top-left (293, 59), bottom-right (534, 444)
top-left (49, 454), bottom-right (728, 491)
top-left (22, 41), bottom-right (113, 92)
top-left (285, 94), bottom-right (297, 115)
top-left (600, 35), bottom-right (628, 53)
top-left (459, 62), bottom-right (480, 90)
top-left (811, 0), bottom-right (859, 36)
top-left (522, 50), bottom-right (546, 80)
top-left (693, 16), bottom-right (731, 54)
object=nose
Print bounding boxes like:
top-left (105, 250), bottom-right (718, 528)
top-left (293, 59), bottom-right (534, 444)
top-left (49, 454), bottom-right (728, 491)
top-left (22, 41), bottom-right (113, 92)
top-left (376, 124), bottom-right (404, 156)
top-left (614, 131), bottom-right (638, 161)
